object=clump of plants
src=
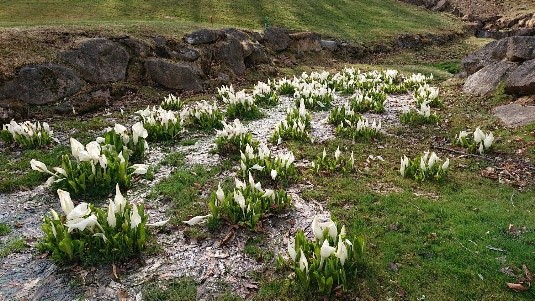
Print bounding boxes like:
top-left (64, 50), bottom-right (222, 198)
top-left (182, 100), bottom-right (224, 131)
top-left (294, 81), bottom-right (334, 111)
top-left (217, 84), bottom-right (235, 101)
top-left (215, 119), bottom-right (258, 155)
top-left (335, 117), bottom-right (381, 141)
top-left (223, 90), bottom-right (263, 120)
top-left (399, 151), bottom-right (450, 181)
top-left (38, 186), bottom-right (166, 265)
top-left (31, 138), bottom-right (148, 196)
top-left (100, 123), bottom-right (148, 162)
top-left (160, 94), bottom-right (183, 111)
top-left (271, 101), bottom-right (312, 144)
top-left (253, 81), bottom-right (279, 107)
top-left (1, 120), bottom-right (57, 148)
top-left (400, 101), bottom-right (438, 125)
top-left (283, 216), bottom-right (365, 294)
top-left (275, 77), bottom-right (297, 96)
top-left (136, 106), bottom-right (183, 141)
top-left (239, 142), bottom-right (297, 185)
top-left (350, 89), bottom-right (387, 113)
top-left (455, 127), bottom-right (494, 154)
top-left (414, 84), bottom-right (440, 107)
top-left (206, 173), bottom-right (291, 229)
top-left (328, 105), bottom-right (361, 127)
top-left (311, 147), bottom-right (355, 174)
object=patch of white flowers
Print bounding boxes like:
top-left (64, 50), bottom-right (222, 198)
top-left (456, 127), bottom-right (494, 154)
top-left (1, 120), bottom-right (58, 148)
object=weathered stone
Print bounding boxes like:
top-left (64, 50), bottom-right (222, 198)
top-left (290, 32), bottom-right (322, 52)
top-left (263, 27), bottom-right (290, 52)
top-left (505, 36), bottom-right (535, 62)
top-left (0, 99), bottom-right (27, 124)
top-left (245, 43), bottom-right (270, 65)
top-left (184, 29), bottom-right (223, 45)
top-left (223, 28), bottom-right (255, 57)
top-left (462, 38), bottom-right (508, 75)
top-left (169, 45), bottom-right (201, 62)
top-left (463, 61), bottom-right (517, 95)
top-left (214, 37), bottom-right (246, 75)
top-left (145, 58), bottom-right (203, 92)
top-left (115, 37), bottom-right (151, 58)
top-left (492, 103), bottom-right (535, 127)
top-left (60, 39), bottom-right (130, 83)
top-left (320, 40), bottom-right (338, 51)
top-left (505, 59), bottom-right (535, 95)
top-left (0, 64), bottom-right (83, 105)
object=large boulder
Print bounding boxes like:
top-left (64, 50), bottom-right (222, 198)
top-left (184, 29), bottom-right (223, 45)
top-left (505, 59), bottom-right (535, 95)
top-left (461, 38), bottom-right (508, 75)
top-left (145, 58), bottom-right (203, 92)
top-left (60, 39), bottom-right (130, 84)
top-left (505, 36), bottom-right (535, 62)
top-left (463, 61), bottom-right (517, 95)
top-left (290, 32), bottom-right (322, 53)
top-left (214, 37), bottom-right (246, 75)
top-left (245, 43), bottom-right (270, 65)
top-left (0, 64), bottom-right (83, 105)
top-left (263, 27), bottom-right (290, 52)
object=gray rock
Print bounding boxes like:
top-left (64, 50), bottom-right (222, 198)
top-left (290, 32), bottom-right (322, 53)
top-left (214, 37), bottom-right (246, 75)
top-left (505, 59), bottom-right (535, 95)
top-left (145, 58), bottom-right (203, 92)
top-left (223, 28), bottom-right (255, 57)
top-left (0, 64), bottom-right (83, 105)
top-left (263, 27), bottom-right (290, 52)
top-left (505, 36), bottom-right (535, 62)
top-left (463, 61), bottom-right (517, 95)
top-left (185, 29), bottom-right (223, 45)
top-left (321, 40), bottom-right (338, 51)
top-left (492, 103), bottom-right (535, 127)
top-left (115, 37), bottom-right (151, 58)
top-left (245, 43), bottom-right (270, 65)
top-left (60, 38), bottom-right (130, 83)
top-left (461, 38), bottom-right (508, 75)
top-left (170, 45), bottom-right (201, 62)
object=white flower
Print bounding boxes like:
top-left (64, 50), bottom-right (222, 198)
top-left (99, 155), bottom-right (108, 169)
top-left (299, 249), bottom-right (308, 273)
top-left (216, 183), bottom-right (225, 202)
top-left (65, 214), bottom-right (99, 233)
top-left (334, 147), bottom-right (341, 161)
top-left (114, 184), bottom-right (126, 214)
top-left (336, 238), bottom-right (349, 266)
top-left (235, 178), bottom-right (246, 189)
top-left (428, 152), bottom-right (439, 169)
top-left (57, 189), bottom-right (74, 216)
top-left (320, 239), bottom-right (336, 266)
top-left (234, 190), bottom-right (247, 217)
top-left (474, 127), bottom-right (485, 144)
top-left (132, 122), bottom-right (148, 145)
top-left (288, 240), bottom-right (297, 261)
top-left (50, 209), bottom-right (60, 220)
top-left (130, 204), bottom-right (142, 229)
top-left (53, 167), bottom-right (68, 177)
top-left (30, 159), bottom-right (52, 175)
top-left (442, 158), bottom-right (450, 170)
top-left (457, 130), bottom-right (469, 143)
top-left (66, 202), bottom-right (91, 221)
top-left (399, 155), bottom-right (409, 177)
top-left (107, 201), bottom-right (117, 228)
top-left (131, 164), bottom-right (149, 175)
top-left (114, 123), bottom-right (127, 135)
top-left (70, 138), bottom-right (85, 161)
top-left (312, 216), bottom-right (323, 241)
top-left (251, 164), bottom-right (264, 171)
top-left (183, 214), bottom-right (211, 225)
top-left (96, 136), bottom-right (105, 144)
top-left (322, 148), bottom-right (327, 160)
top-left (483, 132), bottom-right (494, 149)
top-left (271, 169), bottom-right (278, 180)
top-left (262, 189), bottom-right (275, 199)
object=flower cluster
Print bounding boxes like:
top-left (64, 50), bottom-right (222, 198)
top-left (223, 89), bottom-right (262, 120)
top-left (239, 143), bottom-right (297, 185)
top-left (350, 89), bottom-right (387, 113)
top-left (328, 105), bottom-right (362, 127)
top-left (100, 123), bottom-right (148, 162)
top-left (253, 81), bottom-right (279, 107)
top-left (275, 77), bottom-right (298, 96)
top-left (399, 151), bottom-right (450, 181)
top-left (455, 127), bottom-right (494, 154)
top-left (271, 101), bottom-right (312, 144)
top-left (182, 100), bottom-right (224, 131)
top-left (400, 101), bottom-right (438, 125)
top-left (294, 81), bottom-right (334, 111)
top-left (1, 120), bottom-right (57, 148)
top-left (136, 106), bottom-right (183, 141)
top-left (215, 119), bottom-right (258, 155)
top-left (207, 173), bottom-right (291, 229)
top-left (312, 147), bottom-right (355, 174)
top-left (38, 186), bottom-right (166, 265)
top-left (31, 138), bottom-right (148, 196)
top-left (160, 94), bottom-right (183, 111)
top-left (414, 84), bottom-right (440, 107)
top-left (335, 117), bottom-right (381, 141)
top-left (285, 216), bottom-right (365, 293)
top-left (404, 73), bottom-right (433, 90)
top-left (217, 84), bottom-right (235, 101)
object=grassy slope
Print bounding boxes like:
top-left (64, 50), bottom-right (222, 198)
top-left (0, 0), bottom-right (461, 42)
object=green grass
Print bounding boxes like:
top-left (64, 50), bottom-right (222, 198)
top-left (0, 0), bottom-right (460, 43)
top-left (0, 145), bottom-right (68, 192)
top-left (0, 238), bottom-right (26, 258)
top-left (143, 277), bottom-right (197, 301)
top-left (0, 223), bottom-right (11, 236)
